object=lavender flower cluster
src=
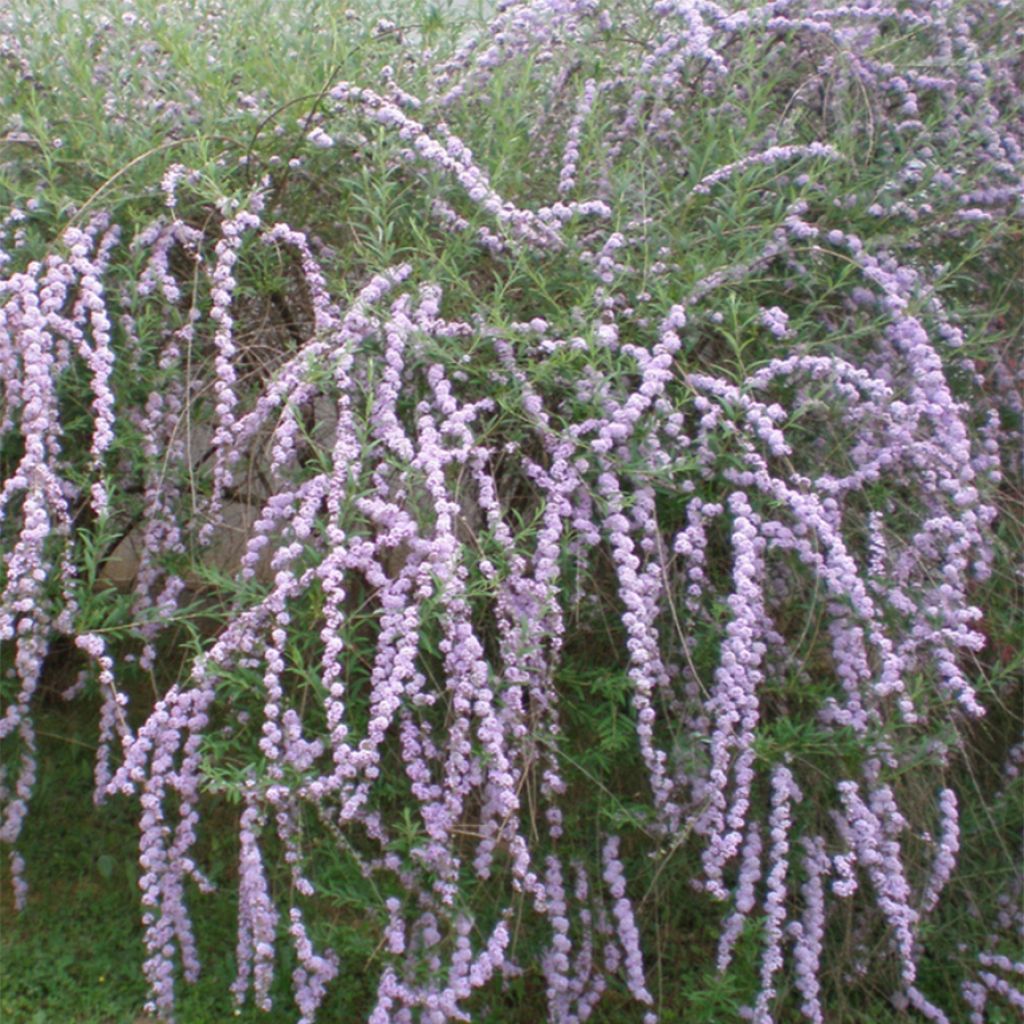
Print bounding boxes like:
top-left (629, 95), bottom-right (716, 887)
top-left (2, 0), bottom-right (1021, 1021)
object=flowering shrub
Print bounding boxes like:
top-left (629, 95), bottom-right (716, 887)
top-left (1, 0), bottom-right (1021, 1022)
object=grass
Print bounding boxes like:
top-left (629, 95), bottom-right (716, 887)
top-left (0, 703), bottom-right (382, 1024)
top-left (0, 705), bottom-right (263, 1024)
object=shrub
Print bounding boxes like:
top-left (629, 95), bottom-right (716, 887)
top-left (1, 1), bottom-right (1021, 1022)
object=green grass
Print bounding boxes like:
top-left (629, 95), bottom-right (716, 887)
top-left (0, 706), bottom-right (323, 1024)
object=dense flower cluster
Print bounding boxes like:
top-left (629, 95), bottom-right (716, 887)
top-left (2, 0), bottom-right (1021, 1021)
